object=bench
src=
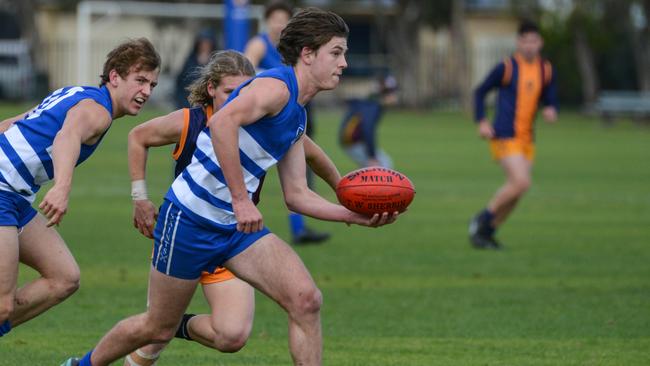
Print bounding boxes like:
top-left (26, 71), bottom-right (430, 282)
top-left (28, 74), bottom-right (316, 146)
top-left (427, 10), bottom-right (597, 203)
top-left (595, 91), bottom-right (650, 123)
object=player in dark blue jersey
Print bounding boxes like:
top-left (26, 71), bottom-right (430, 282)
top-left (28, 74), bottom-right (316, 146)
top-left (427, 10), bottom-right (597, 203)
top-left (339, 74), bottom-right (398, 168)
top-left (0, 38), bottom-right (160, 339)
top-left (124, 50), bottom-right (341, 366)
top-left (64, 9), bottom-right (398, 366)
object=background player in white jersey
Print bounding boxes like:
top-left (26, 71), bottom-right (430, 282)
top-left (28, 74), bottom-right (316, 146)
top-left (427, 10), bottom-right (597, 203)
top-left (63, 9), bottom-right (398, 366)
top-left (124, 50), bottom-right (341, 366)
top-left (0, 38), bottom-right (160, 339)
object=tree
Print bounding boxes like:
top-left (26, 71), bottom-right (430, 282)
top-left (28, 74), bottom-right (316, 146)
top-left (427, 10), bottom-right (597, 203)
top-left (372, 0), bottom-right (424, 107)
top-left (568, 1), bottom-right (600, 107)
top-left (632, 0), bottom-right (650, 91)
top-left (450, 0), bottom-right (470, 111)
top-left (372, 0), bottom-right (455, 108)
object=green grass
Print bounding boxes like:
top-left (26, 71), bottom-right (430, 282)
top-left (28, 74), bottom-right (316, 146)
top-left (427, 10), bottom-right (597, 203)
top-left (0, 104), bottom-right (649, 365)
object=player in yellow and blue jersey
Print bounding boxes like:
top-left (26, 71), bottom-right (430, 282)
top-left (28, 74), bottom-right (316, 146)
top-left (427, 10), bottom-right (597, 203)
top-left (469, 20), bottom-right (558, 249)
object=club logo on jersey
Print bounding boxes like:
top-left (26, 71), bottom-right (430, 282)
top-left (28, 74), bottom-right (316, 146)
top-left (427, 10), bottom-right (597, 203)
top-left (292, 125), bottom-right (305, 144)
top-left (526, 80), bottom-right (534, 92)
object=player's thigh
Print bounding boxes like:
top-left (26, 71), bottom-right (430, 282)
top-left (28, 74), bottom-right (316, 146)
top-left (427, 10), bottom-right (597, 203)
top-left (146, 267), bottom-right (199, 328)
top-left (17, 214), bottom-right (79, 280)
top-left (0, 226), bottom-right (19, 297)
top-left (224, 233), bottom-right (317, 307)
top-left (499, 155), bottom-right (531, 182)
top-left (202, 277), bottom-right (255, 332)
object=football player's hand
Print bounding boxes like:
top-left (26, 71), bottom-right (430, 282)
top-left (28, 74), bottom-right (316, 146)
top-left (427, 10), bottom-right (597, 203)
top-left (348, 211), bottom-right (399, 228)
top-left (133, 199), bottom-right (158, 239)
top-left (542, 106), bottom-right (557, 123)
top-left (233, 198), bottom-right (263, 233)
top-left (39, 185), bottom-right (70, 227)
top-left (478, 119), bottom-right (494, 139)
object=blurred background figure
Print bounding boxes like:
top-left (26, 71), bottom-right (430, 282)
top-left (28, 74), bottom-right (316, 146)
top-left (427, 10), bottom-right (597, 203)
top-left (339, 74), bottom-right (398, 168)
top-left (468, 20), bottom-right (558, 251)
top-left (243, 0), bottom-right (290, 72)
top-left (245, 0), bottom-right (330, 245)
top-left (174, 29), bottom-right (217, 109)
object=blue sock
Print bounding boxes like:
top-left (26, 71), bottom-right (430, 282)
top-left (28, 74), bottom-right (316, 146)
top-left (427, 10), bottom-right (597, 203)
top-left (79, 350), bottom-right (93, 366)
top-left (289, 212), bottom-right (305, 236)
top-left (0, 320), bottom-right (11, 337)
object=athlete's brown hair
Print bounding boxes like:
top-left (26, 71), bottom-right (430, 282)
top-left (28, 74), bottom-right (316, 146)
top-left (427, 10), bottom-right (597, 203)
top-left (277, 7), bottom-right (348, 66)
top-left (100, 38), bottom-right (161, 86)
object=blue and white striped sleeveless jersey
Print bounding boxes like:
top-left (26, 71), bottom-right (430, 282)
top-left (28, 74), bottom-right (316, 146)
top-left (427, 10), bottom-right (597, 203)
top-left (166, 66), bottom-right (306, 230)
top-left (0, 86), bottom-right (113, 202)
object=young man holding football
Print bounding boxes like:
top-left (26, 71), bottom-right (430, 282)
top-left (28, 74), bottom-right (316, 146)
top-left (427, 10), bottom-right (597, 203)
top-left (245, 0), bottom-right (331, 245)
top-left (124, 50), bottom-right (342, 366)
top-left (63, 8), bottom-right (398, 366)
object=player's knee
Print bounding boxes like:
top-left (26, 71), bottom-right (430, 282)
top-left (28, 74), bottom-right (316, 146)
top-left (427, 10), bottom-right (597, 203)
top-left (148, 326), bottom-right (176, 344)
top-left (50, 272), bottom-right (81, 301)
top-left (290, 286), bottom-right (322, 317)
top-left (214, 330), bottom-right (248, 353)
top-left (0, 295), bottom-right (14, 321)
top-left (509, 176), bottom-right (531, 195)
top-left (515, 177), bottom-right (531, 194)
top-left (138, 315), bottom-right (177, 343)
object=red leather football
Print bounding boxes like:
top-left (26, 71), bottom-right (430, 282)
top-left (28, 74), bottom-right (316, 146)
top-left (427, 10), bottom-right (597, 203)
top-left (336, 167), bottom-right (415, 216)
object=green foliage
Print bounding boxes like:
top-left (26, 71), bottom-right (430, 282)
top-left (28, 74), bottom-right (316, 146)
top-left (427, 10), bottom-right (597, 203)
top-left (0, 106), bottom-right (649, 365)
top-left (540, 22), bottom-right (584, 105)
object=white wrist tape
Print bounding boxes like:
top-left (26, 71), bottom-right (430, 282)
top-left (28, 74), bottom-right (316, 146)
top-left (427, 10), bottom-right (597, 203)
top-left (131, 179), bottom-right (148, 200)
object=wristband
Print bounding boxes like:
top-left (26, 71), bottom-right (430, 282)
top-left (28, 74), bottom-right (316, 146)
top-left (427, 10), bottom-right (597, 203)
top-left (131, 179), bottom-right (148, 200)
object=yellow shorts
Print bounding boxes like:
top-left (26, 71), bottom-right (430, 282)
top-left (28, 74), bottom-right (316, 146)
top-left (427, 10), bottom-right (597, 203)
top-left (489, 138), bottom-right (535, 161)
top-left (200, 266), bottom-right (236, 285)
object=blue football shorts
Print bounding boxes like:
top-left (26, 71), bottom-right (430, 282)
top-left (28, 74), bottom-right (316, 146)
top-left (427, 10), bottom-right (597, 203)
top-left (152, 199), bottom-right (270, 280)
top-left (0, 189), bottom-right (37, 229)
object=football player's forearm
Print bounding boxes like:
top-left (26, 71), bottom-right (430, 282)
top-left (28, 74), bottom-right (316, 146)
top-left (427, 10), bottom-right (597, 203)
top-left (286, 188), bottom-right (349, 222)
top-left (128, 134), bottom-right (148, 181)
top-left (51, 132), bottom-right (81, 190)
top-left (307, 155), bottom-right (340, 191)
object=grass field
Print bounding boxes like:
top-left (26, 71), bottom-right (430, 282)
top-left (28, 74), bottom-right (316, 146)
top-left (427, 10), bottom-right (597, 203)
top-left (0, 104), bottom-right (648, 365)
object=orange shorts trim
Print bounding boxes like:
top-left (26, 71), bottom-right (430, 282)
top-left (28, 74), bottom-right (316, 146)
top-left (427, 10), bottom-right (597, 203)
top-left (199, 267), bottom-right (236, 285)
top-left (151, 245), bottom-right (236, 285)
top-left (489, 138), bottom-right (535, 161)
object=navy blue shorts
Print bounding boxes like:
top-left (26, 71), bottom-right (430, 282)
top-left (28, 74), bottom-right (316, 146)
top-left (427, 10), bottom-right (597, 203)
top-left (152, 199), bottom-right (270, 280)
top-left (0, 190), bottom-right (37, 228)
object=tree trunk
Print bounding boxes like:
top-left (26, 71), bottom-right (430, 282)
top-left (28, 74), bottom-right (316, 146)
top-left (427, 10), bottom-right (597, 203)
top-left (450, 0), bottom-right (470, 111)
top-left (14, 0), bottom-right (46, 74)
top-left (633, 0), bottom-right (650, 91)
top-left (573, 27), bottom-right (599, 107)
top-left (374, 0), bottom-right (422, 108)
